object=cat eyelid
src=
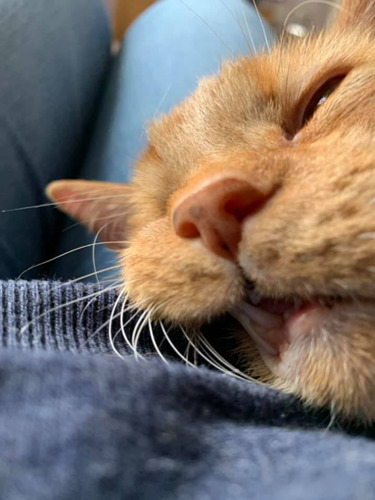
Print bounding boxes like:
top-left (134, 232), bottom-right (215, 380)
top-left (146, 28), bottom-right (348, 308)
top-left (284, 68), bottom-right (351, 139)
top-left (300, 75), bottom-right (346, 127)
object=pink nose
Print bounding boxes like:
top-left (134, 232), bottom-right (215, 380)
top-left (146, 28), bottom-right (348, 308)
top-left (172, 176), bottom-right (272, 260)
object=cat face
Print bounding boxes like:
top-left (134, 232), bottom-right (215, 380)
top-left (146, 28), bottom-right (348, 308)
top-left (48, 0), bottom-right (375, 422)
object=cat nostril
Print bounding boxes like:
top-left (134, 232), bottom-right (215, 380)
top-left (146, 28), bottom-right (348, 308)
top-left (173, 177), bottom-right (273, 260)
top-left (222, 191), bottom-right (266, 222)
top-left (177, 220), bottom-right (201, 239)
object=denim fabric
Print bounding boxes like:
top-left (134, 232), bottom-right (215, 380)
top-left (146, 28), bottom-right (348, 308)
top-left (1, 280), bottom-right (375, 500)
top-left (0, 0), bottom-right (111, 279)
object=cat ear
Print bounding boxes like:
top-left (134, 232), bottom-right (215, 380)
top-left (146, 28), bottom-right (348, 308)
top-left (46, 180), bottom-right (132, 251)
top-left (334, 0), bottom-right (375, 29)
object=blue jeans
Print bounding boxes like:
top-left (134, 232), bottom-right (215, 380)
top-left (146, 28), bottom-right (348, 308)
top-left (0, 0), bottom-right (273, 280)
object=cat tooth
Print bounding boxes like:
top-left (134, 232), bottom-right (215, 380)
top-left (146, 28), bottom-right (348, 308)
top-left (231, 305), bottom-right (278, 357)
top-left (247, 289), bottom-right (262, 305)
top-left (234, 301), bottom-right (283, 329)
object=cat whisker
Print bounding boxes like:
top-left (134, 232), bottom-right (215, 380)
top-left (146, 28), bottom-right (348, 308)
top-left (92, 223), bottom-right (114, 285)
top-left (179, 325), bottom-right (252, 382)
top-left (178, 0), bottom-right (234, 57)
top-left (217, 0), bottom-right (255, 56)
top-left (324, 401), bottom-right (337, 432)
top-left (53, 264), bottom-right (122, 290)
top-left (139, 84), bottom-right (172, 145)
top-left (185, 339), bottom-right (193, 366)
top-left (159, 320), bottom-right (197, 368)
top-left (250, 0), bottom-right (270, 52)
top-left (239, 0), bottom-right (257, 54)
top-left (193, 332), bottom-right (249, 380)
top-left (18, 242), bottom-right (125, 279)
top-left (132, 309), bottom-right (151, 360)
top-left (1, 193), bottom-right (132, 213)
top-left (119, 294), bottom-right (155, 357)
top-left (62, 209), bottom-right (131, 233)
top-left (82, 309), bottom-right (124, 350)
top-left (78, 279), bottom-right (123, 326)
top-left (110, 326), bottom-right (130, 357)
top-left (20, 286), bottom-right (118, 338)
top-left (183, 333), bottom-right (194, 366)
top-left (108, 287), bottom-right (129, 361)
top-left (148, 315), bottom-right (168, 364)
top-left (196, 331), bottom-right (262, 384)
top-left (19, 264), bottom-right (122, 336)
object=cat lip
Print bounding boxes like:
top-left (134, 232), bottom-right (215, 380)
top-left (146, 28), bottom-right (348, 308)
top-left (230, 289), bottom-right (345, 358)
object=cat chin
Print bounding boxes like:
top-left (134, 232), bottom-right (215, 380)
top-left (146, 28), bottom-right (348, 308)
top-left (232, 289), bottom-right (375, 422)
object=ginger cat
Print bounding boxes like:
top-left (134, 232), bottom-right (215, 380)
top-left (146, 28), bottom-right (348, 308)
top-left (47, 0), bottom-right (375, 422)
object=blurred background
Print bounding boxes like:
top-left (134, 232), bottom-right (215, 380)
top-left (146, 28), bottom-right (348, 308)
top-left (105, 0), bottom-right (340, 40)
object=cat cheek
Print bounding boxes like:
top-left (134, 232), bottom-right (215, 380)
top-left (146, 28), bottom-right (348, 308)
top-left (119, 217), bottom-right (244, 325)
top-left (266, 305), bottom-right (375, 421)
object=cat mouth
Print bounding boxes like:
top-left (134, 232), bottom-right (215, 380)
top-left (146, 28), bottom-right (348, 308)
top-left (230, 287), bottom-right (348, 358)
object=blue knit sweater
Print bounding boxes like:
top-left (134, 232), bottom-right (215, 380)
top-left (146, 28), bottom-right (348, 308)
top-left (1, 280), bottom-right (374, 499)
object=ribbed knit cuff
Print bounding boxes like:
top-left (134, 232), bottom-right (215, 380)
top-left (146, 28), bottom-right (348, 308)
top-left (0, 280), bottom-right (146, 354)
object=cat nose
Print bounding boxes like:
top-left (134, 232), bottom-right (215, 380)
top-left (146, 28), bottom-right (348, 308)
top-left (172, 176), bottom-right (272, 260)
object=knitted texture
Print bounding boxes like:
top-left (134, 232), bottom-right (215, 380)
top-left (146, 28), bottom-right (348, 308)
top-left (0, 280), bottom-right (374, 499)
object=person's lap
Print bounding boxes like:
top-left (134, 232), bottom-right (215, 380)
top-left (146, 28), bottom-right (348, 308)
top-left (0, 0), bottom-right (273, 281)
top-left (0, 0), bottom-right (111, 279)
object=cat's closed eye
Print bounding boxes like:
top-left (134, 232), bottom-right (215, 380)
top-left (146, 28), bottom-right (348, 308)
top-left (300, 74), bottom-right (346, 127)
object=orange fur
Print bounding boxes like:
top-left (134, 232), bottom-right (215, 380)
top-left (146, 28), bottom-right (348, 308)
top-left (48, 0), bottom-right (375, 422)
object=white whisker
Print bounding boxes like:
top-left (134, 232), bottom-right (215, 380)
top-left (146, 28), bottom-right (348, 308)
top-left (108, 288), bottom-right (127, 360)
top-left (78, 280), bottom-right (123, 325)
top-left (131, 309), bottom-right (150, 360)
top-left (324, 401), bottom-right (337, 432)
top-left (159, 320), bottom-right (197, 368)
top-left (178, 0), bottom-right (234, 56)
top-left (1, 194), bottom-right (132, 213)
top-left (179, 325), bottom-right (248, 381)
top-left (239, 0), bottom-right (257, 54)
top-left (197, 332), bottom-right (262, 384)
top-left (82, 310), bottom-right (124, 349)
top-left (18, 242), bottom-right (125, 278)
top-left (20, 286), bottom-right (118, 337)
top-left (92, 222), bottom-right (114, 285)
top-left (119, 295), bottom-right (150, 357)
top-left (148, 315), bottom-right (168, 364)
top-left (250, 0), bottom-right (270, 52)
top-left (63, 209), bottom-right (131, 231)
top-left (218, 0), bottom-right (255, 55)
